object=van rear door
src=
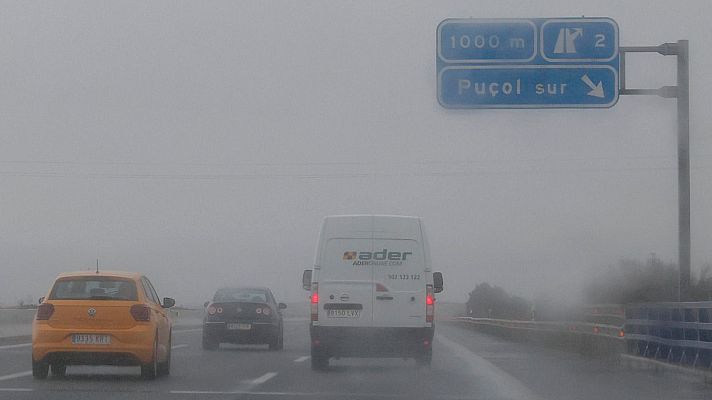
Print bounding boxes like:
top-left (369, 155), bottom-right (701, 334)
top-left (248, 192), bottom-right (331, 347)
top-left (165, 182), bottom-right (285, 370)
top-left (317, 238), bottom-right (374, 327)
top-left (371, 238), bottom-right (426, 328)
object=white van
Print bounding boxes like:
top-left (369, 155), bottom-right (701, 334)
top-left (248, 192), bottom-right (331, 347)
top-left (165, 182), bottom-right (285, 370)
top-left (302, 215), bottom-right (443, 369)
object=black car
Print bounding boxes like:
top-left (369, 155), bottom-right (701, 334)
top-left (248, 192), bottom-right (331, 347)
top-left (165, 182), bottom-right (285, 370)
top-left (202, 287), bottom-right (286, 350)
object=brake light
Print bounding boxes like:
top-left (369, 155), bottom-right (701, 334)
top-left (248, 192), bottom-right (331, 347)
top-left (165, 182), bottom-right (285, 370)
top-left (130, 304), bottom-right (151, 321)
top-left (426, 284), bottom-right (434, 323)
top-left (216, 307), bottom-right (223, 314)
top-left (311, 283), bottom-right (319, 322)
top-left (262, 307), bottom-right (272, 316)
top-left (36, 303), bottom-right (54, 320)
top-left (207, 305), bottom-right (217, 315)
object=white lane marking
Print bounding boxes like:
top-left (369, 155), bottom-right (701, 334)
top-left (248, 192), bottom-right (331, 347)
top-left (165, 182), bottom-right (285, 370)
top-left (294, 356), bottom-right (310, 362)
top-left (170, 390), bottom-right (236, 394)
top-left (435, 333), bottom-right (540, 400)
top-left (0, 388), bottom-right (33, 392)
top-left (169, 390), bottom-right (477, 398)
top-left (174, 328), bottom-right (202, 334)
top-left (249, 372), bottom-right (278, 385)
top-left (171, 344), bottom-right (189, 350)
top-left (0, 371), bottom-right (32, 382)
top-left (0, 343), bottom-right (31, 350)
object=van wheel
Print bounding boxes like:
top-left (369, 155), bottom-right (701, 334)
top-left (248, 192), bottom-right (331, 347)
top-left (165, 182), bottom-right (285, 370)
top-left (415, 348), bottom-right (432, 368)
top-left (311, 348), bottom-right (329, 370)
top-left (141, 336), bottom-right (158, 380)
top-left (51, 362), bottom-right (67, 377)
top-left (32, 359), bottom-right (49, 380)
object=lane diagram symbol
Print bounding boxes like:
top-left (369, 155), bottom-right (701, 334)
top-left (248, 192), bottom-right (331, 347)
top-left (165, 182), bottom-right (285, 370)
top-left (554, 28), bottom-right (583, 54)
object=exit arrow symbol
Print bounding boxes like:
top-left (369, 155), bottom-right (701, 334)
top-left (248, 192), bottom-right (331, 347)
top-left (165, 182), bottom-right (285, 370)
top-left (581, 74), bottom-right (605, 98)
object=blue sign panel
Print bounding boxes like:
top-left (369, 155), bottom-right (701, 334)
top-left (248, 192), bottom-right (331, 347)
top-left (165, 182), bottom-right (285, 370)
top-left (438, 19), bottom-right (537, 63)
top-left (541, 18), bottom-right (618, 62)
top-left (436, 17), bottom-right (620, 109)
top-left (439, 66), bottom-right (618, 108)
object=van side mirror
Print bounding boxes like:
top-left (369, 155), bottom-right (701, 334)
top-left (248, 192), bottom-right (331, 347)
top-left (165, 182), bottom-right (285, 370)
top-left (433, 272), bottom-right (444, 293)
top-left (302, 269), bottom-right (313, 291)
top-left (278, 303), bottom-right (287, 310)
top-left (162, 297), bottom-right (176, 308)
top-left (38, 297), bottom-right (45, 305)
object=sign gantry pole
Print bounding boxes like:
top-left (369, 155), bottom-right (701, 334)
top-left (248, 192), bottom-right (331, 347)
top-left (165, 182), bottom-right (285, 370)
top-left (619, 41), bottom-right (690, 301)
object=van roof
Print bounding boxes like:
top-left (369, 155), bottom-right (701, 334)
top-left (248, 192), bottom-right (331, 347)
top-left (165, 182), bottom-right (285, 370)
top-left (322, 215), bottom-right (423, 241)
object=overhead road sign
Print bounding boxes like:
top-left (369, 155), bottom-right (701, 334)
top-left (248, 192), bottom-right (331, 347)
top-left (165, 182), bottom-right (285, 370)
top-left (436, 17), bottom-right (620, 109)
top-left (439, 65), bottom-right (618, 108)
top-left (541, 19), bottom-right (618, 62)
top-left (437, 19), bottom-right (537, 63)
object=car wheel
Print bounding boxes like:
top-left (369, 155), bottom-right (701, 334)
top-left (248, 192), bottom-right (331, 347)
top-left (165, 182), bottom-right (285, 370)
top-left (202, 334), bottom-right (219, 351)
top-left (32, 359), bottom-right (49, 380)
top-left (277, 326), bottom-right (284, 350)
top-left (268, 328), bottom-right (282, 351)
top-left (158, 333), bottom-right (171, 376)
top-left (310, 348), bottom-right (329, 370)
top-left (50, 362), bottom-right (67, 377)
top-left (141, 336), bottom-right (158, 380)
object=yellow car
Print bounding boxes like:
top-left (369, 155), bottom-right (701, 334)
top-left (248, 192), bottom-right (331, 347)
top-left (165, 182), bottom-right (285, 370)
top-left (32, 271), bottom-right (175, 379)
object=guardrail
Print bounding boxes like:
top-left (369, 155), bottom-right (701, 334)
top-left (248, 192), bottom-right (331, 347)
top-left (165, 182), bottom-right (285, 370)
top-left (625, 302), bottom-right (712, 369)
top-left (455, 317), bottom-right (624, 356)
top-left (456, 317), bottom-right (624, 338)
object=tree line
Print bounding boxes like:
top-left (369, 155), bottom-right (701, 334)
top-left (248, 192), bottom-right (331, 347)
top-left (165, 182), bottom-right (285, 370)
top-left (466, 255), bottom-right (712, 320)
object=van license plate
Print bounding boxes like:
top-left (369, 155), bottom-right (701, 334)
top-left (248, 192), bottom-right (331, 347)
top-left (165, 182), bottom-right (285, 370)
top-left (72, 334), bottom-right (111, 345)
top-left (327, 309), bottom-right (361, 318)
top-left (227, 323), bottom-right (251, 330)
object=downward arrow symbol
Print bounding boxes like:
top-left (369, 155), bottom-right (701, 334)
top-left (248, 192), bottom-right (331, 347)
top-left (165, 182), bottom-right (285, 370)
top-left (581, 74), bottom-right (605, 98)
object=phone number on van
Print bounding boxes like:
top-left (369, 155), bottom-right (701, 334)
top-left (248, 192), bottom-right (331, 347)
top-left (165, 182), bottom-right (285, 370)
top-left (387, 274), bottom-right (421, 280)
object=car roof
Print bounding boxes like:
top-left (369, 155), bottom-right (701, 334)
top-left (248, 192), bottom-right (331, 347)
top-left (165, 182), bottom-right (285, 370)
top-left (56, 270), bottom-right (143, 280)
top-left (216, 286), bottom-right (270, 292)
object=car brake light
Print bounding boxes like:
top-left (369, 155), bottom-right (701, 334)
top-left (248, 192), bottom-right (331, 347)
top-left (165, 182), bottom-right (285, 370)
top-left (262, 307), bottom-right (271, 316)
top-left (216, 307), bottom-right (223, 314)
top-left (311, 283), bottom-right (319, 322)
top-left (130, 304), bottom-right (151, 321)
top-left (207, 305), bottom-right (217, 315)
top-left (36, 303), bottom-right (54, 320)
top-left (256, 307), bottom-right (262, 314)
top-left (426, 284), bottom-right (434, 323)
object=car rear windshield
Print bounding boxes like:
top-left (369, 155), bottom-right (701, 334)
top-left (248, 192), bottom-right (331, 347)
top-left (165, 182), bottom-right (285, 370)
top-left (213, 288), bottom-right (267, 303)
top-left (49, 278), bottom-right (138, 301)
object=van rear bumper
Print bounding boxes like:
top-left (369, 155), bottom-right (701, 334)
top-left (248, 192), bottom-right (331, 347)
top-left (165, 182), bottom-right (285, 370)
top-left (310, 326), bottom-right (434, 358)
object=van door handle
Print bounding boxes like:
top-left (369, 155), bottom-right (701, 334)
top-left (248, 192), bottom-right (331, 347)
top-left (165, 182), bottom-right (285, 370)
top-left (376, 295), bottom-right (394, 300)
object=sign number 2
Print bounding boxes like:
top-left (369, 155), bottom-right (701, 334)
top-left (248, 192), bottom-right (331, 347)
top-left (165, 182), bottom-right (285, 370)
top-left (595, 34), bottom-right (606, 48)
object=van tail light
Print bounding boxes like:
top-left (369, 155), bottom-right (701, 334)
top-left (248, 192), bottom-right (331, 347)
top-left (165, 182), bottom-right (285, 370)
top-left (130, 304), bottom-right (151, 321)
top-left (426, 284), bottom-right (434, 323)
top-left (311, 283), bottom-right (319, 322)
top-left (36, 303), bottom-right (54, 320)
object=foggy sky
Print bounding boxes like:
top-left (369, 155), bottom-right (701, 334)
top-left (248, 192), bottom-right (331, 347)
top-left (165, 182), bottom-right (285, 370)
top-left (1, 0), bottom-right (711, 306)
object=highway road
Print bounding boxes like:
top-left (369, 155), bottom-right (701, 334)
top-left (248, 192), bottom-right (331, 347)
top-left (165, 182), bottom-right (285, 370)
top-left (0, 319), bottom-right (708, 400)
